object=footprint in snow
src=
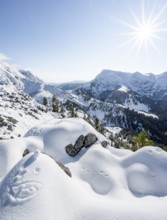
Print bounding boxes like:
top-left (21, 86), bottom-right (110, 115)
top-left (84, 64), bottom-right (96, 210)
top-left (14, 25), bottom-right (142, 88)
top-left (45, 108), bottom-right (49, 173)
top-left (1, 151), bottom-right (42, 206)
top-left (9, 181), bottom-right (42, 203)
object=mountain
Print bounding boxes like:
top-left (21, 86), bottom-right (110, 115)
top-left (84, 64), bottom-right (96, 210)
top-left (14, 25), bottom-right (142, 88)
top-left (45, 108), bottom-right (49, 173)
top-left (1, 59), bottom-right (167, 145)
top-left (90, 69), bottom-right (167, 100)
top-left (67, 70), bottom-right (167, 145)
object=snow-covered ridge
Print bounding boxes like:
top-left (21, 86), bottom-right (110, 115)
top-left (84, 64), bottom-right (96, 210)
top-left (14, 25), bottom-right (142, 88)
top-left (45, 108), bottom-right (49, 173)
top-left (0, 60), bottom-right (24, 89)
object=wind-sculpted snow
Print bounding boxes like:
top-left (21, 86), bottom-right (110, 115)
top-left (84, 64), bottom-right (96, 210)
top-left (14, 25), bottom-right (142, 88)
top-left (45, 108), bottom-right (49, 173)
top-left (0, 119), bottom-right (167, 219)
top-left (25, 118), bottom-right (107, 162)
top-left (122, 146), bottom-right (167, 197)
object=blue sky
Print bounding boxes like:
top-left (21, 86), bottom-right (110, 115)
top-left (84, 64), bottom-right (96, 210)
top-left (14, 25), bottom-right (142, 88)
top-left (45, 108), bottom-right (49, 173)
top-left (0, 0), bottom-right (167, 82)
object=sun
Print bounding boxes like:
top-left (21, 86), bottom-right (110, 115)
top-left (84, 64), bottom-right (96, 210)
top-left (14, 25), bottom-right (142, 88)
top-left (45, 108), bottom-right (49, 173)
top-left (121, 1), bottom-right (167, 52)
top-left (136, 23), bottom-right (154, 41)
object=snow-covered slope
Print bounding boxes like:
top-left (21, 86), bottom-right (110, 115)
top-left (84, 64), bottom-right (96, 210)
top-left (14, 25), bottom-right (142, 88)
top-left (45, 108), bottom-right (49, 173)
top-left (0, 83), bottom-right (57, 139)
top-left (0, 60), bottom-right (58, 139)
top-left (0, 61), bottom-right (24, 89)
top-left (0, 118), bottom-right (167, 220)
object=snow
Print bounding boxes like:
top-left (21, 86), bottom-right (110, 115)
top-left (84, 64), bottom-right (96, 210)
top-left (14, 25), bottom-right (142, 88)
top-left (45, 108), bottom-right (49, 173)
top-left (0, 118), bottom-right (167, 219)
top-left (25, 118), bottom-right (107, 162)
top-left (0, 60), bottom-right (24, 89)
top-left (117, 85), bottom-right (129, 93)
top-left (124, 96), bottom-right (150, 112)
top-left (137, 110), bottom-right (158, 119)
top-left (106, 126), bottom-right (122, 135)
top-left (0, 84), bottom-right (55, 139)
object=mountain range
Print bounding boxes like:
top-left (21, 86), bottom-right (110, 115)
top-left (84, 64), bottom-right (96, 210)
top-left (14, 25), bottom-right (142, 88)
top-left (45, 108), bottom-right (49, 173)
top-left (1, 60), bottom-right (167, 146)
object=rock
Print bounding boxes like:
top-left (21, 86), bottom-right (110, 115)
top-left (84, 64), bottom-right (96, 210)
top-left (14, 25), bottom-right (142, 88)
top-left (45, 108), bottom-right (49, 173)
top-left (101, 141), bottom-right (108, 148)
top-left (74, 135), bottom-right (85, 149)
top-left (0, 117), bottom-right (4, 122)
top-left (84, 133), bottom-right (98, 148)
top-left (56, 161), bottom-right (72, 177)
top-left (65, 144), bottom-right (79, 156)
top-left (8, 117), bottom-right (18, 124)
top-left (23, 149), bottom-right (30, 157)
top-left (7, 125), bottom-right (13, 131)
top-left (2, 121), bottom-right (8, 126)
top-left (65, 133), bottom-right (98, 157)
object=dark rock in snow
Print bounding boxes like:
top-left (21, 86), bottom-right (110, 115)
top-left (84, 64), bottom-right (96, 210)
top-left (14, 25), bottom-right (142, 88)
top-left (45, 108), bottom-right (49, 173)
top-left (84, 133), bottom-right (98, 148)
top-left (65, 133), bottom-right (98, 157)
top-left (23, 149), bottom-right (30, 157)
top-left (101, 141), bottom-right (108, 148)
top-left (7, 125), bottom-right (13, 131)
top-left (0, 117), bottom-right (4, 122)
top-left (74, 135), bottom-right (85, 149)
top-left (65, 144), bottom-right (78, 156)
top-left (56, 161), bottom-right (72, 177)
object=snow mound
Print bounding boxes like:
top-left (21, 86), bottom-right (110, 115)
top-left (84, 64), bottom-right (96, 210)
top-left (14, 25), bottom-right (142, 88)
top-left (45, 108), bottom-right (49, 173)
top-left (122, 146), bottom-right (167, 197)
top-left (0, 118), bottom-right (167, 219)
top-left (0, 151), bottom-right (75, 220)
top-left (25, 118), bottom-right (107, 162)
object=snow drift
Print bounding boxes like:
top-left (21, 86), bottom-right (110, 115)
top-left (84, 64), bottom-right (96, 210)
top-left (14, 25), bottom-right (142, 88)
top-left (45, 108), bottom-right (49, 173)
top-left (0, 118), bottom-right (167, 220)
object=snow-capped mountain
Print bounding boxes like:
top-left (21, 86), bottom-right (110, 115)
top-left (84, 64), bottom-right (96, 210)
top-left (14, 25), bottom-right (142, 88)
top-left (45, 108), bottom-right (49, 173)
top-left (90, 69), bottom-right (167, 100)
top-left (1, 59), bottom-right (167, 145)
top-left (68, 70), bottom-right (167, 145)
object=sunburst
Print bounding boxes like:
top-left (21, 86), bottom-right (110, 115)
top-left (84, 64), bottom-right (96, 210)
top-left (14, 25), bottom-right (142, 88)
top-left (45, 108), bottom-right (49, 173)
top-left (120, 1), bottom-right (167, 52)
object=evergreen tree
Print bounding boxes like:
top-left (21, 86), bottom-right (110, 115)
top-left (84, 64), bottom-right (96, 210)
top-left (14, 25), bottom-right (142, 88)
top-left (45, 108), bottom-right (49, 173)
top-left (132, 130), bottom-right (154, 150)
top-left (52, 103), bottom-right (59, 112)
top-left (52, 96), bottom-right (59, 112)
top-left (95, 117), bottom-right (100, 130)
top-left (52, 95), bottom-right (56, 103)
top-left (60, 106), bottom-right (65, 118)
top-left (43, 97), bottom-right (48, 106)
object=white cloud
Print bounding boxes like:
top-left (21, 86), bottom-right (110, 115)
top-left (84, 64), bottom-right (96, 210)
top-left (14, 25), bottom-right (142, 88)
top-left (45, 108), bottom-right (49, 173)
top-left (0, 53), bottom-right (11, 61)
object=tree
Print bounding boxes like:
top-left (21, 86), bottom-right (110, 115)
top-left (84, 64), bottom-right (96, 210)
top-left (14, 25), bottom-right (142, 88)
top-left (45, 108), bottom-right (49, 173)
top-left (60, 106), bottom-right (65, 118)
top-left (43, 97), bottom-right (48, 106)
top-left (52, 96), bottom-right (59, 112)
top-left (52, 95), bottom-right (56, 103)
top-left (94, 117), bottom-right (105, 135)
top-left (52, 103), bottom-right (59, 112)
top-left (132, 130), bottom-right (154, 150)
top-left (94, 117), bottom-right (100, 130)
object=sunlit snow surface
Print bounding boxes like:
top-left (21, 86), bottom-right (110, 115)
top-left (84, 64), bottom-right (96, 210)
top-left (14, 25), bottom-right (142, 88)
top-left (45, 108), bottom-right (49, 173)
top-left (0, 118), bottom-right (167, 220)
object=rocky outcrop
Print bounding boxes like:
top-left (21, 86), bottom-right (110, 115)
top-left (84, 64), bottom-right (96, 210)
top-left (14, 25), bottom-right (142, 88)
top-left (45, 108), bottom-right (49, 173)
top-left (101, 141), bottom-right (108, 148)
top-left (65, 133), bottom-right (98, 157)
top-left (56, 161), bottom-right (72, 177)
